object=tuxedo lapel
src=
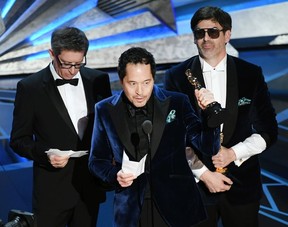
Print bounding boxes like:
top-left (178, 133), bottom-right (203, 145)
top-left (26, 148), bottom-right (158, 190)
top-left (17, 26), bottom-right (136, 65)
top-left (107, 95), bottom-right (135, 157)
top-left (81, 72), bottom-right (94, 114)
top-left (42, 68), bottom-right (77, 135)
top-left (222, 56), bottom-right (238, 144)
top-left (150, 89), bottom-right (170, 159)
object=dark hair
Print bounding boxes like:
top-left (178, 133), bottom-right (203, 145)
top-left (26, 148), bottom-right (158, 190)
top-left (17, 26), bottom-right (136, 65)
top-left (117, 47), bottom-right (156, 81)
top-left (190, 6), bottom-right (232, 32)
top-left (51, 27), bottom-right (89, 56)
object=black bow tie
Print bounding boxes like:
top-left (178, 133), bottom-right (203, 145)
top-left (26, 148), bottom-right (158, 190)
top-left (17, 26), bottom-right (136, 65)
top-left (55, 78), bottom-right (79, 86)
top-left (127, 104), bottom-right (148, 117)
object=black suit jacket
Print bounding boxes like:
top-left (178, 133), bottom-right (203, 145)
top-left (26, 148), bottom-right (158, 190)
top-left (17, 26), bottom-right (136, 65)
top-left (164, 55), bottom-right (278, 204)
top-left (10, 65), bottom-right (112, 211)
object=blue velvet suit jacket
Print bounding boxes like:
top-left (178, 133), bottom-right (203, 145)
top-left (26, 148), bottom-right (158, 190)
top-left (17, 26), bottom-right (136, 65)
top-left (89, 85), bottom-right (220, 227)
top-left (164, 55), bottom-right (278, 205)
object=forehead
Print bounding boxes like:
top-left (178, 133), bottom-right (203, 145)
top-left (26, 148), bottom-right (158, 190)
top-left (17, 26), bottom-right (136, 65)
top-left (196, 19), bottom-right (221, 28)
top-left (125, 63), bottom-right (152, 80)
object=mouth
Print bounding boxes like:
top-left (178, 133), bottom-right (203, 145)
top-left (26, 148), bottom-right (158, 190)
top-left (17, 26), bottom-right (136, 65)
top-left (135, 97), bottom-right (144, 102)
top-left (202, 43), bottom-right (213, 49)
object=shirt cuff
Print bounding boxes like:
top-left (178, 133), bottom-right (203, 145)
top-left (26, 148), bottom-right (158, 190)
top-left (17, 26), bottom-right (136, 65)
top-left (192, 165), bottom-right (208, 182)
top-left (232, 133), bottom-right (266, 167)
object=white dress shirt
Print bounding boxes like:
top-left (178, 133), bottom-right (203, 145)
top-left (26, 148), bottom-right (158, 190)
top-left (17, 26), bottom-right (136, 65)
top-left (50, 63), bottom-right (87, 138)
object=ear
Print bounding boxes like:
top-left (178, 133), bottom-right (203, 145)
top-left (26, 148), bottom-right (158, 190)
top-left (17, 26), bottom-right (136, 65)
top-left (48, 49), bottom-right (55, 60)
top-left (224, 30), bottom-right (231, 44)
top-left (193, 36), bottom-right (196, 44)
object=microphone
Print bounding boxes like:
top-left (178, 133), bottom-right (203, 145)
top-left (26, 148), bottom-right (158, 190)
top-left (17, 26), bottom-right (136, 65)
top-left (142, 120), bottom-right (152, 144)
top-left (141, 120), bottom-right (154, 227)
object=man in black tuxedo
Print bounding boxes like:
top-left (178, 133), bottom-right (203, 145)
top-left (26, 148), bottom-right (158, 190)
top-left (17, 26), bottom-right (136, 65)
top-left (10, 27), bottom-right (112, 227)
top-left (164, 6), bottom-right (278, 227)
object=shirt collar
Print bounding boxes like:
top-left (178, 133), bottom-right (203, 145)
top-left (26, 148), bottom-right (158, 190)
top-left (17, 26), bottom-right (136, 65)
top-left (200, 55), bottom-right (227, 72)
top-left (122, 93), bottom-right (153, 117)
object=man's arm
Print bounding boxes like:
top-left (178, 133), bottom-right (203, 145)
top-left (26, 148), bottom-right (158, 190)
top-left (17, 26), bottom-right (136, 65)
top-left (10, 81), bottom-right (50, 165)
top-left (186, 147), bottom-right (232, 193)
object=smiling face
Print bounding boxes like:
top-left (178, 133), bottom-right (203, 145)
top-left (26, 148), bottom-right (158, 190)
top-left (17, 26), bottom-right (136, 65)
top-left (49, 49), bottom-right (85, 79)
top-left (121, 63), bottom-right (154, 108)
top-left (194, 19), bottom-right (231, 66)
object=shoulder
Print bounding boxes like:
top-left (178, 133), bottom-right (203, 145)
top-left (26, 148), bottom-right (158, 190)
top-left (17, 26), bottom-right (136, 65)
top-left (166, 56), bottom-right (197, 74)
top-left (81, 67), bottom-right (110, 85)
top-left (18, 66), bottom-right (50, 86)
top-left (229, 55), bottom-right (261, 72)
top-left (229, 56), bottom-right (266, 89)
top-left (81, 67), bottom-right (108, 78)
top-left (156, 86), bottom-right (189, 101)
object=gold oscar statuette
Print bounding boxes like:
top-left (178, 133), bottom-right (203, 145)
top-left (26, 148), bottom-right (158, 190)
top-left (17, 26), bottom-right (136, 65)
top-left (185, 69), bottom-right (227, 128)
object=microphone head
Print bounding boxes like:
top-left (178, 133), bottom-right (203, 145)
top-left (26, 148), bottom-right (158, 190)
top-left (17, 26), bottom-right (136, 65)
top-left (142, 120), bottom-right (153, 135)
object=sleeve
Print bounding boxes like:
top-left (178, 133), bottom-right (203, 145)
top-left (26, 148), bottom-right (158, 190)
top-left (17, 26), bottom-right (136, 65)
top-left (251, 67), bottom-right (278, 147)
top-left (88, 103), bottom-right (120, 189)
top-left (9, 81), bottom-right (50, 165)
top-left (233, 67), bottom-right (278, 166)
top-left (233, 134), bottom-right (266, 166)
top-left (186, 147), bottom-right (208, 181)
top-left (184, 95), bottom-right (220, 156)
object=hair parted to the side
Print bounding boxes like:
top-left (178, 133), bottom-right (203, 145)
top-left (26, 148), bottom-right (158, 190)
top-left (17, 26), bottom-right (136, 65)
top-left (51, 27), bottom-right (89, 56)
top-left (190, 6), bottom-right (232, 32)
top-left (117, 47), bottom-right (156, 81)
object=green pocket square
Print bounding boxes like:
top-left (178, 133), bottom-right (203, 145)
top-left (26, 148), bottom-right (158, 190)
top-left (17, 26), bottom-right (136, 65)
top-left (238, 97), bottom-right (251, 106)
top-left (166, 110), bottom-right (176, 123)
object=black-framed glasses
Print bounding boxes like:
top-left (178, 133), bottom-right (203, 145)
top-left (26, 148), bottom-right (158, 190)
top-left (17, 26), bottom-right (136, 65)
top-left (56, 56), bottom-right (86, 69)
top-left (194, 27), bottom-right (224, 40)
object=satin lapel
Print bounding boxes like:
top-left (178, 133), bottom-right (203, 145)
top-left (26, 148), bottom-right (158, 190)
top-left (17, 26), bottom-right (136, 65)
top-left (107, 97), bottom-right (135, 157)
top-left (42, 69), bottom-right (77, 135)
top-left (222, 56), bottom-right (238, 144)
top-left (81, 72), bottom-right (94, 114)
top-left (150, 95), bottom-right (170, 159)
top-left (189, 57), bottom-right (203, 115)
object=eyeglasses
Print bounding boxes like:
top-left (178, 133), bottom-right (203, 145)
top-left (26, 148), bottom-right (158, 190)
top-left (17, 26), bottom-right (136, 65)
top-left (193, 28), bottom-right (224, 40)
top-left (56, 56), bottom-right (86, 69)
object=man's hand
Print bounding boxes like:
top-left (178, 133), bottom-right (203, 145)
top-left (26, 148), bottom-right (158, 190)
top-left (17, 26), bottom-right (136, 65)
top-left (117, 170), bottom-right (136, 187)
top-left (48, 154), bottom-right (69, 168)
top-left (200, 170), bottom-right (233, 193)
top-left (212, 146), bottom-right (236, 169)
top-left (195, 88), bottom-right (215, 110)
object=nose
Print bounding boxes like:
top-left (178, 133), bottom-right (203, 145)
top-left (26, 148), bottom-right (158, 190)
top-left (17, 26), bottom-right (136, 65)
top-left (69, 66), bottom-right (76, 74)
top-left (136, 84), bottom-right (142, 95)
top-left (203, 31), bottom-right (210, 41)
top-left (203, 30), bottom-right (212, 41)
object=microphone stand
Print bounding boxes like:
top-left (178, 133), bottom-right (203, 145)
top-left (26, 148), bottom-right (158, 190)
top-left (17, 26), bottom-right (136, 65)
top-left (131, 133), bottom-right (142, 227)
top-left (142, 120), bottom-right (154, 227)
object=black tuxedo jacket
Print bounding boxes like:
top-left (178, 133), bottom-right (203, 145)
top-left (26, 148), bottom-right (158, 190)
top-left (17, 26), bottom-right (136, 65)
top-left (10, 65), bottom-right (111, 211)
top-left (164, 55), bottom-right (278, 204)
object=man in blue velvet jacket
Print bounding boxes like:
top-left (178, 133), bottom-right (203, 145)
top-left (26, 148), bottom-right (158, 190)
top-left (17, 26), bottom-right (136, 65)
top-left (88, 47), bottom-right (221, 227)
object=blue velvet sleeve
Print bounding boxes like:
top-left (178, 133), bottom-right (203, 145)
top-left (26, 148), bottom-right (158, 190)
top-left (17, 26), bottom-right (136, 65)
top-left (88, 103), bottom-right (121, 189)
top-left (183, 95), bottom-right (220, 156)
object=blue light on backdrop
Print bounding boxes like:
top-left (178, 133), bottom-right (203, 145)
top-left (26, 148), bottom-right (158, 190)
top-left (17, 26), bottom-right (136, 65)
top-left (1, 0), bottom-right (16, 18)
top-left (29, 1), bottom-right (96, 42)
